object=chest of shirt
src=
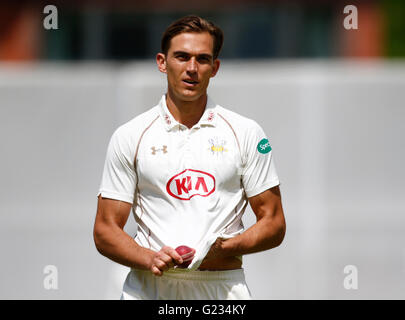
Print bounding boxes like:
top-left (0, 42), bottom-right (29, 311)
top-left (136, 126), bottom-right (242, 198)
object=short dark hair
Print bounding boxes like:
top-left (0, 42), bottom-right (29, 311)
top-left (161, 15), bottom-right (224, 60)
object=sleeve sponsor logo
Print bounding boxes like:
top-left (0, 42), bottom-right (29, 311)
top-left (257, 138), bottom-right (272, 154)
top-left (166, 169), bottom-right (216, 200)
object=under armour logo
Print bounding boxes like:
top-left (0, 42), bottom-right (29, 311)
top-left (151, 145), bottom-right (168, 155)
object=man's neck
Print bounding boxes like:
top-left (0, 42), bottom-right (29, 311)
top-left (166, 91), bottom-right (207, 129)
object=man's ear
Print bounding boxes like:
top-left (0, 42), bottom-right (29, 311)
top-left (210, 59), bottom-right (220, 78)
top-left (156, 53), bottom-right (167, 74)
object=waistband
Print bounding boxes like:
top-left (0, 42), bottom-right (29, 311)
top-left (131, 268), bottom-right (246, 282)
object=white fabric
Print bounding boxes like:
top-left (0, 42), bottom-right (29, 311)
top-left (120, 268), bottom-right (252, 300)
top-left (98, 95), bottom-right (280, 270)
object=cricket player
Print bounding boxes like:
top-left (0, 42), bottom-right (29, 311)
top-left (93, 15), bottom-right (286, 300)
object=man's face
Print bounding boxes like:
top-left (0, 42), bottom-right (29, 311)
top-left (157, 32), bottom-right (220, 102)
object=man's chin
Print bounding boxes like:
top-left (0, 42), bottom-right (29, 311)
top-left (177, 90), bottom-right (205, 102)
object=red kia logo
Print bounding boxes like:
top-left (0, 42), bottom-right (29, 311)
top-left (166, 169), bottom-right (216, 200)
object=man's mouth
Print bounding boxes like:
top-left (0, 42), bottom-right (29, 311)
top-left (183, 79), bottom-right (199, 85)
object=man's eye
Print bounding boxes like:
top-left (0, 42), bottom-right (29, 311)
top-left (198, 57), bottom-right (211, 63)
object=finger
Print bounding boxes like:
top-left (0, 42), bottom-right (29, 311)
top-left (151, 265), bottom-right (163, 276)
top-left (157, 252), bottom-right (177, 268)
top-left (154, 258), bottom-right (171, 271)
top-left (162, 246), bottom-right (183, 265)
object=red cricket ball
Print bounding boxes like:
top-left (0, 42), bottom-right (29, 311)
top-left (175, 245), bottom-right (195, 268)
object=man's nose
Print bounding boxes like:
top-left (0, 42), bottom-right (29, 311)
top-left (186, 58), bottom-right (198, 73)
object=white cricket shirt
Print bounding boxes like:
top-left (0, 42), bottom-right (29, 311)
top-left (98, 95), bottom-right (280, 269)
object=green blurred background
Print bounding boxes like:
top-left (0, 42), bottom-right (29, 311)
top-left (1, 0), bottom-right (404, 61)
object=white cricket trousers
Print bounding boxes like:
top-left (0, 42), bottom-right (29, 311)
top-left (120, 268), bottom-right (252, 300)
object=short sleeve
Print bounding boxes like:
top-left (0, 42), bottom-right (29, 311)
top-left (241, 121), bottom-right (280, 198)
top-left (97, 127), bottom-right (137, 204)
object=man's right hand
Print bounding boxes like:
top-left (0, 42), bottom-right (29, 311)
top-left (149, 246), bottom-right (184, 276)
top-left (94, 197), bottom-right (185, 276)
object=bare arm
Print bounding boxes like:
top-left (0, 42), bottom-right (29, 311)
top-left (203, 185), bottom-right (286, 260)
top-left (93, 196), bottom-right (183, 276)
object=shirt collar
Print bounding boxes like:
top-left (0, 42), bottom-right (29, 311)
top-left (158, 94), bottom-right (217, 131)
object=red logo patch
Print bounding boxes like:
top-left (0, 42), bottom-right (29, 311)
top-left (166, 169), bottom-right (216, 200)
